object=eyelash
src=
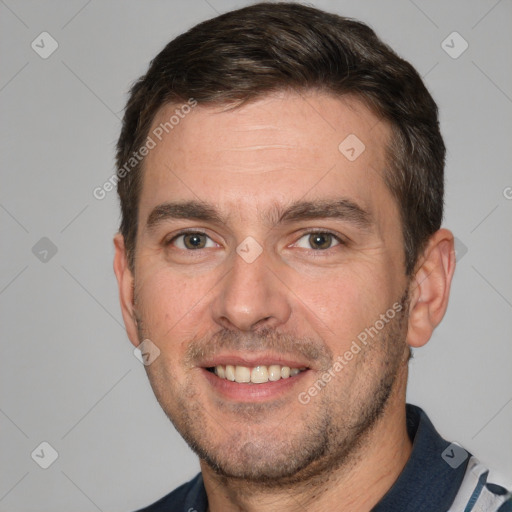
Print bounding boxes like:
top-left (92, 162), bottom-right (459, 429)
top-left (165, 229), bottom-right (346, 252)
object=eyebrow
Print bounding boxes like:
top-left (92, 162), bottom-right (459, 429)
top-left (145, 198), bottom-right (373, 233)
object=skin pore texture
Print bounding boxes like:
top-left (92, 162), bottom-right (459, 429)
top-left (114, 91), bottom-right (456, 511)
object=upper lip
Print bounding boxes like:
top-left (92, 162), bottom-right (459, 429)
top-left (198, 353), bottom-right (311, 369)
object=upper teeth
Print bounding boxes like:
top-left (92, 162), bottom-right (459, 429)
top-left (214, 364), bottom-right (305, 384)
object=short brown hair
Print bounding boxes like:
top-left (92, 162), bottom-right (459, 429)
top-left (116, 1), bottom-right (445, 276)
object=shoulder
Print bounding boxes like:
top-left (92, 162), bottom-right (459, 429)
top-left (448, 457), bottom-right (512, 512)
top-left (373, 404), bottom-right (511, 512)
top-left (407, 404), bottom-right (512, 512)
top-left (133, 473), bottom-right (207, 512)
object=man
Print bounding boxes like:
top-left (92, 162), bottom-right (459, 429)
top-left (113, 3), bottom-right (511, 511)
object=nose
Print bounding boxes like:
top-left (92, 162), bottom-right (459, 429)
top-left (211, 244), bottom-right (292, 332)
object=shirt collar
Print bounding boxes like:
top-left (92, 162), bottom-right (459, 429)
top-left (372, 403), bottom-right (469, 511)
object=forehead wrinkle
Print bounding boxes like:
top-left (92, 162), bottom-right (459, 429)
top-left (225, 144), bottom-right (299, 151)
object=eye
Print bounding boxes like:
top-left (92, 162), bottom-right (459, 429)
top-left (293, 231), bottom-right (343, 251)
top-left (168, 231), bottom-right (217, 250)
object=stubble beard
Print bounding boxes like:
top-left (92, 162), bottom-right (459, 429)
top-left (137, 290), bottom-right (410, 488)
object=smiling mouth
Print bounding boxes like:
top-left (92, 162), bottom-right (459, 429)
top-left (207, 364), bottom-right (308, 384)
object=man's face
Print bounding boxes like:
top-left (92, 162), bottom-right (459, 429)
top-left (130, 91), bottom-right (411, 482)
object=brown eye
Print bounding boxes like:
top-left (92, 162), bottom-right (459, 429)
top-left (169, 232), bottom-right (216, 250)
top-left (294, 232), bottom-right (341, 250)
top-left (183, 233), bottom-right (207, 249)
top-left (309, 233), bottom-right (334, 250)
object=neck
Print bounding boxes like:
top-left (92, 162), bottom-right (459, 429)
top-left (202, 364), bottom-right (413, 512)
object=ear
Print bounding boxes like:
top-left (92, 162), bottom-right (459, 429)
top-left (406, 228), bottom-right (456, 348)
top-left (113, 233), bottom-right (139, 348)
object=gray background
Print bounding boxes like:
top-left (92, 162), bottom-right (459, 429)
top-left (1, 0), bottom-right (511, 510)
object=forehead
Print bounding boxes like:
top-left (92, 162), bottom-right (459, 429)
top-left (138, 91), bottom-right (394, 227)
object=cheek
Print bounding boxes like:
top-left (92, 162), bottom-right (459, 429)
top-left (134, 263), bottom-right (215, 348)
top-left (286, 262), bottom-right (396, 344)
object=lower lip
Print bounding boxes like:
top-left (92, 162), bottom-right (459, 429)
top-left (201, 368), bottom-right (310, 402)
